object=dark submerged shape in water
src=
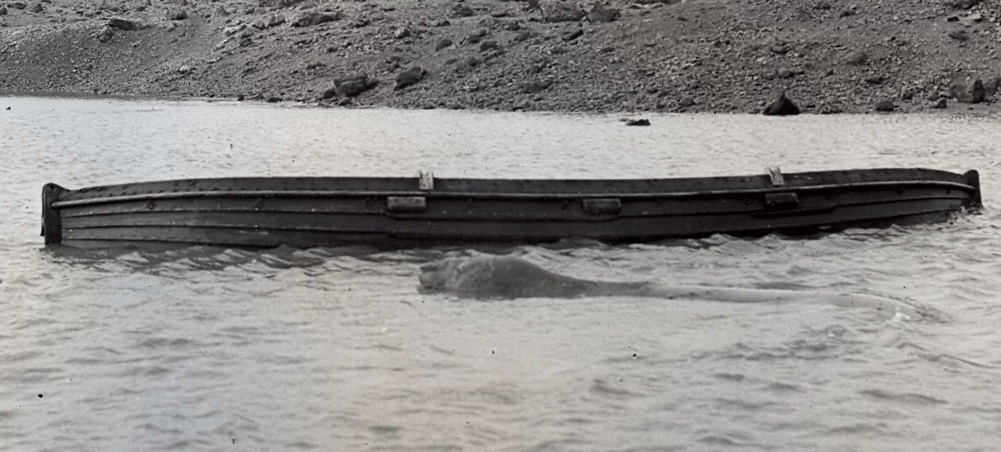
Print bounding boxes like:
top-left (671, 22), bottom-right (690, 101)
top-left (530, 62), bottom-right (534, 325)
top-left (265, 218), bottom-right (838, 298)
top-left (41, 167), bottom-right (981, 249)
top-left (419, 256), bottom-right (934, 319)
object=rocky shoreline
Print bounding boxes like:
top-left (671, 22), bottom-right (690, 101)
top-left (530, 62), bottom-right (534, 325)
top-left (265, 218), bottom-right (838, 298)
top-left (2, 0), bottom-right (1001, 114)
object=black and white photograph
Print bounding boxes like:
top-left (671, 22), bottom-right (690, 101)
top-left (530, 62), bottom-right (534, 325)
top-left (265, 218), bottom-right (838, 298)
top-left (1, 0), bottom-right (998, 450)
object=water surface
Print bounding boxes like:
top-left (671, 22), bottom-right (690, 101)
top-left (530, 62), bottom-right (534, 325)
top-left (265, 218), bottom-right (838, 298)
top-left (1, 97), bottom-right (1000, 451)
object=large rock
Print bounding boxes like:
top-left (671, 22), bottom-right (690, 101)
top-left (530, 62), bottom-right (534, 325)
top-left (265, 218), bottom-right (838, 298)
top-left (762, 92), bottom-right (800, 116)
top-left (874, 99), bottom-right (896, 112)
top-left (291, 11), bottom-right (341, 27)
top-left (542, 1), bottom-right (585, 23)
top-left (451, 4), bottom-right (475, 18)
top-left (949, 75), bottom-right (986, 103)
top-left (0, 7), bottom-right (7, 15)
top-left (323, 75), bottom-right (377, 99)
top-left (107, 17), bottom-right (139, 30)
top-left (395, 67), bottom-right (426, 91)
top-left (587, 4), bottom-right (620, 23)
top-left (259, 0), bottom-right (307, 7)
top-left (96, 26), bottom-right (115, 43)
top-left (28, 2), bottom-right (42, 13)
top-left (252, 13), bottom-right (285, 29)
top-left (167, 8), bottom-right (188, 20)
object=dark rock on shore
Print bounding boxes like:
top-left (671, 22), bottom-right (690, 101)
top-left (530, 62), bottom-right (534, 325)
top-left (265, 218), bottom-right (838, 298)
top-left (543, 2), bottom-right (585, 23)
top-left (291, 11), bottom-right (340, 27)
top-left (395, 67), bottom-right (426, 90)
top-left (167, 9), bottom-right (188, 21)
top-left (949, 76), bottom-right (985, 103)
top-left (96, 26), bottom-right (115, 43)
top-left (253, 14), bottom-right (286, 29)
top-left (625, 118), bottom-right (650, 126)
top-left (932, 98), bottom-right (948, 109)
top-left (325, 75), bottom-right (378, 99)
top-left (874, 99), bottom-right (896, 112)
top-left (587, 4), bottom-right (620, 23)
top-left (762, 92), bottom-right (800, 116)
top-left (107, 18), bottom-right (139, 31)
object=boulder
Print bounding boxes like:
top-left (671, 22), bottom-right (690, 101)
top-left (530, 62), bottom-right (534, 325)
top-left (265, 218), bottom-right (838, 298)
top-left (562, 29), bottom-right (583, 41)
top-left (167, 9), bottom-right (188, 20)
top-left (11, 2), bottom-right (25, 10)
top-left (542, 1), bottom-right (585, 23)
top-left (947, 0), bottom-right (981, 9)
top-left (435, 38), bottom-right (452, 51)
top-left (107, 17), bottom-right (139, 30)
top-left (947, 30), bottom-right (969, 41)
top-left (28, 2), bottom-right (42, 13)
top-left (949, 76), bottom-right (985, 103)
top-left (451, 4), bottom-right (475, 18)
top-left (252, 13), bottom-right (285, 29)
top-left (874, 99), bottom-right (896, 112)
top-left (678, 96), bottom-right (696, 108)
top-left (521, 80), bottom-right (552, 94)
top-left (931, 98), bottom-right (948, 109)
top-left (587, 4), bottom-right (619, 23)
top-left (394, 27), bottom-right (411, 39)
top-left (395, 66), bottom-right (426, 90)
top-left (96, 26), bottom-right (115, 43)
top-left (324, 75), bottom-right (377, 98)
top-left (762, 92), bottom-right (800, 116)
top-left (0, 7), bottom-right (6, 15)
top-left (844, 50), bottom-right (867, 66)
top-left (258, 0), bottom-right (307, 7)
top-left (291, 11), bottom-right (340, 27)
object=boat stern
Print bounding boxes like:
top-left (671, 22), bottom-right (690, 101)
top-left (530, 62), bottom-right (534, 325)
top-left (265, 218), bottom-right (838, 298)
top-left (41, 183), bottom-right (66, 244)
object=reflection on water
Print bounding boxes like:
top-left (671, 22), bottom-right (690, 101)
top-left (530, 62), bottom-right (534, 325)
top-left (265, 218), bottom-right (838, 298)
top-left (1, 97), bottom-right (1000, 451)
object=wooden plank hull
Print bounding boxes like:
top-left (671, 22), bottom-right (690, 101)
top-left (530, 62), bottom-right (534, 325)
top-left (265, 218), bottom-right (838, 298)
top-left (42, 168), bottom-right (982, 249)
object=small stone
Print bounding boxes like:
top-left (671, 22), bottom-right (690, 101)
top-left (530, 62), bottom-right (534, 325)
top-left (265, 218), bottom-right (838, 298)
top-left (931, 98), bottom-right (948, 109)
top-left (678, 96), bottom-right (696, 108)
top-left (625, 118), bottom-right (650, 126)
top-left (28, 2), bottom-right (42, 13)
top-left (11, 2), bottom-right (25, 10)
top-left (394, 27), bottom-right (411, 39)
top-left (178, 65), bottom-right (193, 74)
top-left (239, 37), bottom-right (252, 47)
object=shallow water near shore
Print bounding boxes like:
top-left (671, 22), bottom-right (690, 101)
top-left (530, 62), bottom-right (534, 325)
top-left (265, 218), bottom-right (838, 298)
top-left (2, 96), bottom-right (1001, 451)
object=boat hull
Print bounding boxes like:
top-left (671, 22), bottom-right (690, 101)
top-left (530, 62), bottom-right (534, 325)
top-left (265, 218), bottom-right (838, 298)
top-left (42, 168), bottom-right (982, 249)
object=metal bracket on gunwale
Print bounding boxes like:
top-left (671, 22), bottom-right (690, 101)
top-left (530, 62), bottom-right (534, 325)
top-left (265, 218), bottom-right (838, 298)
top-left (418, 171), bottom-right (434, 191)
top-left (767, 167), bottom-right (784, 187)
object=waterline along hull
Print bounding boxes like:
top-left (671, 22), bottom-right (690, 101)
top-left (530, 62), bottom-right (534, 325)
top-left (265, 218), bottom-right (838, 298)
top-left (42, 168), bottom-right (982, 249)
